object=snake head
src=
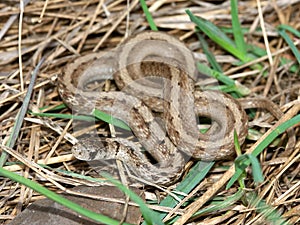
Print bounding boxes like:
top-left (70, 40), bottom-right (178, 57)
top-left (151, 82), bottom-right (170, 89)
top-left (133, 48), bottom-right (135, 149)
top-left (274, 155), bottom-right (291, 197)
top-left (72, 137), bottom-right (110, 161)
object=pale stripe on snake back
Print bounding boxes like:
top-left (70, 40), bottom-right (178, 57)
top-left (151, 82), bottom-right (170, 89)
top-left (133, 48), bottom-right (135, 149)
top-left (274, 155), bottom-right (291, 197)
top-left (115, 31), bottom-right (197, 112)
top-left (115, 31), bottom-right (248, 160)
top-left (58, 53), bottom-right (187, 184)
top-left (58, 31), bottom-right (249, 184)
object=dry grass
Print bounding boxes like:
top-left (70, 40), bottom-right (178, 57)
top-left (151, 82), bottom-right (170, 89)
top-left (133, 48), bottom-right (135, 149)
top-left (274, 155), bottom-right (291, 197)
top-left (0, 0), bottom-right (300, 224)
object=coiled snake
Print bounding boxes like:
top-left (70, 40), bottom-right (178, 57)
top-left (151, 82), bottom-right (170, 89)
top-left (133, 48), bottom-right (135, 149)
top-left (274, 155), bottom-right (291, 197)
top-left (58, 31), bottom-right (249, 184)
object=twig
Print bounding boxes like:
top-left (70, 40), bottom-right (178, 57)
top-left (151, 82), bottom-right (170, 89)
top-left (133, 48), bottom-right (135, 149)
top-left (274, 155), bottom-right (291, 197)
top-left (18, 0), bottom-right (25, 92)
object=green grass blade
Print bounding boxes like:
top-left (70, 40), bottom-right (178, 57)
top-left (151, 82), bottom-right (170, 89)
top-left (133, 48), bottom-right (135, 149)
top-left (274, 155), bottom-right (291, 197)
top-left (229, 155), bottom-right (248, 189)
top-left (251, 114), bottom-right (300, 157)
top-left (154, 161), bottom-right (214, 223)
top-left (227, 114), bottom-right (300, 189)
top-left (0, 167), bottom-right (133, 225)
top-left (279, 57), bottom-right (298, 73)
top-left (191, 188), bottom-right (245, 219)
top-left (30, 112), bottom-right (96, 122)
top-left (230, 0), bottom-right (247, 55)
top-left (93, 109), bottom-right (131, 131)
top-left (197, 63), bottom-right (234, 86)
top-left (30, 109), bottom-right (131, 131)
top-left (220, 26), bottom-right (249, 35)
top-left (196, 31), bottom-right (223, 72)
top-left (165, 188), bottom-right (245, 224)
top-left (247, 154), bottom-right (264, 183)
top-left (278, 24), bottom-right (300, 37)
top-left (196, 62), bottom-right (251, 96)
top-left (234, 130), bottom-right (242, 156)
top-left (246, 192), bottom-right (291, 225)
top-left (39, 103), bottom-right (68, 112)
top-left (247, 43), bottom-right (268, 57)
top-left (186, 9), bottom-right (251, 62)
top-left (101, 173), bottom-right (164, 225)
top-left (233, 130), bottom-right (247, 188)
top-left (277, 27), bottom-right (300, 65)
top-left (233, 153), bottom-right (264, 186)
top-left (140, 0), bottom-right (158, 31)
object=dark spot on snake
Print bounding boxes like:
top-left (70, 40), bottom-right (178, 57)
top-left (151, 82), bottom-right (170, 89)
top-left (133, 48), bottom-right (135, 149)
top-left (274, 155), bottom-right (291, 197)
top-left (159, 139), bottom-right (166, 145)
top-left (89, 150), bottom-right (98, 159)
top-left (143, 150), bottom-right (159, 165)
top-left (151, 174), bottom-right (160, 182)
top-left (114, 141), bottom-right (121, 155)
top-left (126, 148), bottom-right (141, 165)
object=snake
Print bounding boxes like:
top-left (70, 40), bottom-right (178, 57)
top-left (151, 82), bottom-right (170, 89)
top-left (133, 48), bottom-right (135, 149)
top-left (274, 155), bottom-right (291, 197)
top-left (57, 31), bottom-right (249, 184)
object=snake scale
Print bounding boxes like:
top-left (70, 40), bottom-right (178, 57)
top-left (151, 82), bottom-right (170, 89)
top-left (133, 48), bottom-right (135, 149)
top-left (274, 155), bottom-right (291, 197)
top-left (58, 31), bottom-right (249, 184)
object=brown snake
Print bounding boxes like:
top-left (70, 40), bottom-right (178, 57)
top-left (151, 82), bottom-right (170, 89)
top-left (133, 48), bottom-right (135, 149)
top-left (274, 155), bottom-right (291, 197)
top-left (57, 31), bottom-right (283, 184)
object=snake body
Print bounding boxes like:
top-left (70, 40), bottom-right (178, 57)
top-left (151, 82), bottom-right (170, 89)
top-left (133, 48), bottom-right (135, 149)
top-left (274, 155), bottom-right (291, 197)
top-left (58, 31), bottom-right (248, 184)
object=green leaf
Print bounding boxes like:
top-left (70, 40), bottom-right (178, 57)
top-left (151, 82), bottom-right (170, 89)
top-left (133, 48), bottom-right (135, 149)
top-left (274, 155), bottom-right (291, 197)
top-left (247, 154), bottom-right (264, 183)
top-left (277, 27), bottom-right (300, 65)
top-left (232, 153), bottom-right (264, 186)
top-left (93, 109), bottom-right (131, 131)
top-left (140, 0), bottom-right (158, 31)
top-left (38, 103), bottom-right (68, 112)
top-left (30, 109), bottom-right (131, 131)
top-left (234, 130), bottom-right (242, 156)
top-left (227, 154), bottom-right (248, 188)
top-left (230, 0), bottom-right (247, 55)
top-left (30, 112), bottom-right (97, 122)
top-left (196, 31), bottom-right (223, 72)
top-left (196, 62), bottom-right (251, 96)
top-left (186, 9), bottom-right (252, 62)
top-left (278, 24), bottom-right (300, 37)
